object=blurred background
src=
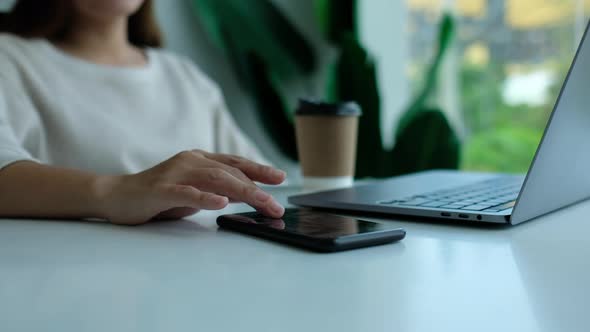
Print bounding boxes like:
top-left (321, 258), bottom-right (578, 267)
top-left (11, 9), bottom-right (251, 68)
top-left (408, 0), bottom-right (590, 173)
top-left (152, 0), bottom-right (590, 179)
top-left (2, 0), bottom-right (588, 179)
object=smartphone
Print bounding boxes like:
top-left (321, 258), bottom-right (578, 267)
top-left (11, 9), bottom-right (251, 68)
top-left (217, 209), bottom-right (406, 252)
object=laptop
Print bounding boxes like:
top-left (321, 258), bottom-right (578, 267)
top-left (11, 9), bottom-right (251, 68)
top-left (288, 21), bottom-right (590, 226)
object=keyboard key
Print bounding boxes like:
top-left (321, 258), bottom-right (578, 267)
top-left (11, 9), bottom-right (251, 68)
top-left (384, 177), bottom-right (523, 209)
top-left (424, 196), bottom-right (445, 201)
top-left (484, 199), bottom-right (507, 204)
top-left (399, 198), bottom-right (431, 206)
top-left (440, 204), bottom-right (469, 210)
top-left (491, 201), bottom-right (516, 211)
top-left (456, 200), bottom-right (482, 205)
top-left (461, 204), bottom-right (495, 211)
top-left (420, 201), bottom-right (448, 208)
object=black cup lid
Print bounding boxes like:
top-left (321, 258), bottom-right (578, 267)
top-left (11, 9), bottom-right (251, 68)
top-left (296, 99), bottom-right (362, 117)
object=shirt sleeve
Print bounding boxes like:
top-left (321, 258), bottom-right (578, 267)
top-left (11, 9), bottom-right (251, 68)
top-left (0, 85), bottom-right (37, 171)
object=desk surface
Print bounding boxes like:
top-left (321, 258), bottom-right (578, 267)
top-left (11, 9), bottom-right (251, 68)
top-left (0, 186), bottom-right (588, 332)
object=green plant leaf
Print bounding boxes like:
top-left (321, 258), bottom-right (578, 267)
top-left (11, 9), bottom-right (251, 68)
top-left (462, 126), bottom-right (541, 173)
top-left (314, 0), bottom-right (358, 44)
top-left (189, 0), bottom-right (307, 161)
top-left (191, 0), bottom-right (316, 80)
top-left (216, 24), bottom-right (298, 161)
top-left (398, 13), bottom-right (455, 133)
top-left (244, 54), bottom-right (299, 161)
top-left (389, 108), bottom-right (461, 174)
top-left (330, 34), bottom-right (385, 178)
top-left (387, 13), bottom-right (460, 175)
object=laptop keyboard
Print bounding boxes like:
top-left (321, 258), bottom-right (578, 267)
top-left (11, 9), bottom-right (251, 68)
top-left (378, 177), bottom-right (523, 212)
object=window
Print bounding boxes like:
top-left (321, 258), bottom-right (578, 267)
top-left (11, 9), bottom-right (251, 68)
top-left (407, 0), bottom-right (590, 173)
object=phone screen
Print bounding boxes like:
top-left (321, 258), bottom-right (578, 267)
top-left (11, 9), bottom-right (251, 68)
top-left (223, 209), bottom-right (389, 239)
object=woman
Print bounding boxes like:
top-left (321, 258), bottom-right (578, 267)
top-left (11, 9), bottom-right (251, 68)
top-left (0, 0), bottom-right (286, 225)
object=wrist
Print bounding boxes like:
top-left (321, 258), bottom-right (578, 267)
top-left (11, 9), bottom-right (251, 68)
top-left (90, 174), bottom-right (121, 220)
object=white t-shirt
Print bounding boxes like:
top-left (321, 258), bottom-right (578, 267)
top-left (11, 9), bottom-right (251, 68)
top-left (0, 34), bottom-right (267, 174)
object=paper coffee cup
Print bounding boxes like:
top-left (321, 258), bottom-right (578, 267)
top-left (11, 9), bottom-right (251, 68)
top-left (295, 100), bottom-right (362, 191)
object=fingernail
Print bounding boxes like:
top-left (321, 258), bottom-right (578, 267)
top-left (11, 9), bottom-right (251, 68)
top-left (271, 201), bottom-right (285, 215)
top-left (209, 195), bottom-right (228, 206)
top-left (217, 196), bottom-right (229, 206)
top-left (275, 169), bottom-right (287, 178)
top-left (255, 190), bottom-right (271, 203)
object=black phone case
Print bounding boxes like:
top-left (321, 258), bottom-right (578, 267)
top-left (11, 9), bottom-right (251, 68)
top-left (217, 214), bottom-right (406, 253)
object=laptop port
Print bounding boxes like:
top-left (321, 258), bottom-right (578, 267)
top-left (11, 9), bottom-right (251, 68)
top-left (458, 214), bottom-right (469, 219)
top-left (441, 212), bottom-right (451, 217)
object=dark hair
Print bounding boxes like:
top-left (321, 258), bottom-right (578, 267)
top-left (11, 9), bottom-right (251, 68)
top-left (0, 0), bottom-right (163, 48)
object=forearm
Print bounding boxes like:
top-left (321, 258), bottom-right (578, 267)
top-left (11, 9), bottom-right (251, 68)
top-left (0, 161), bottom-right (108, 219)
top-left (0, 151), bottom-right (286, 224)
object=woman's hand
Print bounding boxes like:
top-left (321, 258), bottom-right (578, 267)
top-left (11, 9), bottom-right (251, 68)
top-left (95, 150), bottom-right (286, 225)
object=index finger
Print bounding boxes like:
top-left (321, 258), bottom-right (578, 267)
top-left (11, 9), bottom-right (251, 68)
top-left (194, 168), bottom-right (285, 218)
top-left (201, 152), bottom-right (286, 185)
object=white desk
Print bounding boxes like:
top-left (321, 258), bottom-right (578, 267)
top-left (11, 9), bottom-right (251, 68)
top-left (0, 185), bottom-right (588, 332)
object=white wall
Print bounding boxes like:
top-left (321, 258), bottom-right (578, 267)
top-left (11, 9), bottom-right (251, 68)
top-left (359, 0), bottom-right (409, 148)
top-left (154, 0), bottom-right (409, 168)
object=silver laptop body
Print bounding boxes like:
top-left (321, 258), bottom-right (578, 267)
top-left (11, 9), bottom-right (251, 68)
top-left (289, 21), bottom-right (590, 225)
